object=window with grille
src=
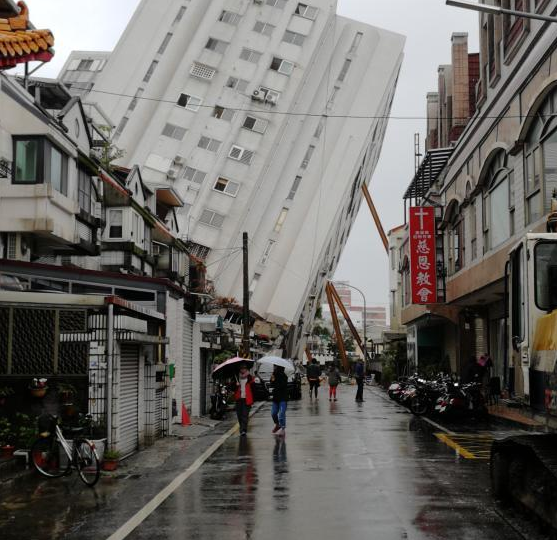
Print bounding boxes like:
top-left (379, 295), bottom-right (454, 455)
top-left (143, 60), bottom-right (159, 82)
top-left (213, 106), bottom-right (236, 121)
top-left (295, 3), bottom-right (318, 19)
top-left (258, 86), bottom-right (281, 101)
top-left (301, 145), bottom-right (315, 169)
top-left (226, 77), bottom-right (249, 93)
top-left (183, 166), bottom-right (207, 184)
top-left (219, 10), bottom-right (241, 25)
top-left (162, 123), bottom-right (187, 140)
top-left (287, 176), bottom-right (302, 200)
top-left (78, 168), bottom-right (92, 213)
top-left (229, 145), bottom-right (254, 165)
top-left (186, 241), bottom-right (211, 260)
top-left (270, 57), bottom-right (294, 76)
top-left (198, 136), bottom-right (222, 152)
top-left (260, 240), bottom-right (275, 266)
top-left (243, 116), bottom-right (268, 134)
top-left (199, 209), bottom-right (225, 228)
top-left (337, 59), bottom-right (351, 82)
top-left (266, 0), bottom-right (287, 7)
top-left (174, 5), bottom-right (187, 23)
top-left (254, 21), bottom-right (275, 37)
top-left (213, 177), bottom-right (240, 196)
top-left (177, 93), bottom-right (202, 111)
top-left (128, 88), bottom-right (144, 111)
top-left (283, 30), bottom-right (305, 46)
top-left (158, 33), bottom-right (173, 54)
top-left (274, 208), bottom-right (289, 232)
top-left (205, 38), bottom-right (229, 54)
top-left (349, 32), bottom-right (363, 53)
top-left (190, 62), bottom-right (216, 80)
top-left (240, 48), bottom-right (263, 63)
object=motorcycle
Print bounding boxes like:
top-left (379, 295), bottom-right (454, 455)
top-left (209, 382), bottom-right (229, 420)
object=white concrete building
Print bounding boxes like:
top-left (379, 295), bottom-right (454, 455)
top-left (59, 0), bottom-right (405, 359)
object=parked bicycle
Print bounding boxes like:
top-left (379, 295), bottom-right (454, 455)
top-left (30, 414), bottom-right (100, 487)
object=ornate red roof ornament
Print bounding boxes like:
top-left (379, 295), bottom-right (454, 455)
top-left (0, 1), bottom-right (54, 70)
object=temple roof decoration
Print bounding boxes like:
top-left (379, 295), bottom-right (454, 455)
top-left (0, 1), bottom-right (54, 70)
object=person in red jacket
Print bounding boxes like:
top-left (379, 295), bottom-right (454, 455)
top-left (233, 364), bottom-right (255, 436)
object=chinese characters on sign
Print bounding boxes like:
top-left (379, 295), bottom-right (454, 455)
top-left (409, 206), bottom-right (437, 305)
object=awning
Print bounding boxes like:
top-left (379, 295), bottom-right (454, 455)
top-left (403, 147), bottom-right (453, 201)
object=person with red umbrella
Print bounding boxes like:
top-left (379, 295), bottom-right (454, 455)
top-left (232, 363), bottom-right (255, 436)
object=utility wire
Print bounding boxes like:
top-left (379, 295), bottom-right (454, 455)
top-left (70, 83), bottom-right (554, 121)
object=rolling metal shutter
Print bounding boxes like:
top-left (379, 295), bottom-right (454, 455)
top-left (182, 316), bottom-right (194, 414)
top-left (119, 345), bottom-right (139, 456)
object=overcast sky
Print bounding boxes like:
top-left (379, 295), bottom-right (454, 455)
top-left (24, 0), bottom-right (479, 312)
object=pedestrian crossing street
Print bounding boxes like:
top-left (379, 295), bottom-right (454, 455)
top-left (434, 433), bottom-right (494, 460)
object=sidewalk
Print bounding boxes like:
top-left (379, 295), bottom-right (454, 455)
top-left (0, 406), bottom-right (264, 540)
top-left (488, 403), bottom-right (546, 432)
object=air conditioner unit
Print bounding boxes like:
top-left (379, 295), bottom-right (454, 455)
top-left (167, 168), bottom-right (178, 180)
top-left (265, 94), bottom-right (278, 106)
top-left (173, 155), bottom-right (185, 166)
top-left (251, 90), bottom-right (264, 102)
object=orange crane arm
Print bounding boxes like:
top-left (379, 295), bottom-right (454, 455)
top-left (329, 282), bottom-right (366, 357)
top-left (362, 184), bottom-right (389, 254)
top-left (325, 283), bottom-right (349, 372)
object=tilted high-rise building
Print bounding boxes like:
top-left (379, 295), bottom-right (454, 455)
top-left (59, 0), bottom-right (404, 358)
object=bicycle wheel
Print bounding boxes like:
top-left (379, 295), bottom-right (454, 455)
top-left (31, 437), bottom-right (70, 478)
top-left (74, 439), bottom-right (100, 487)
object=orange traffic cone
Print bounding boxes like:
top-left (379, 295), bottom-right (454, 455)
top-left (181, 403), bottom-right (191, 426)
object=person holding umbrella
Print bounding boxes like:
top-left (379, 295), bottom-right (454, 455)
top-left (232, 363), bottom-right (255, 436)
top-left (270, 365), bottom-right (288, 437)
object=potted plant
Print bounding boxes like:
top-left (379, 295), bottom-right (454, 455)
top-left (57, 382), bottom-right (77, 404)
top-left (0, 386), bottom-right (14, 406)
top-left (29, 378), bottom-right (48, 398)
top-left (102, 449), bottom-right (120, 472)
top-left (0, 418), bottom-right (15, 459)
top-left (13, 413), bottom-right (36, 450)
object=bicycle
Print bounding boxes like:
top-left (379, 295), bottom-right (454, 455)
top-left (30, 414), bottom-right (100, 487)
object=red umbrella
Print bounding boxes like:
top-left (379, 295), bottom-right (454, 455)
top-left (212, 357), bottom-right (254, 379)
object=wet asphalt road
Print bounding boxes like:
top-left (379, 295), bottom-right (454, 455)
top-left (124, 386), bottom-right (528, 540)
top-left (0, 384), bottom-right (538, 540)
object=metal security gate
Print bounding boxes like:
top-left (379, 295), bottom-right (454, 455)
top-left (155, 389), bottom-right (163, 437)
top-left (182, 315), bottom-right (194, 414)
top-left (119, 344), bottom-right (140, 456)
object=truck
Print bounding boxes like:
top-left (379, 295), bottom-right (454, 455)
top-left (490, 213), bottom-right (557, 531)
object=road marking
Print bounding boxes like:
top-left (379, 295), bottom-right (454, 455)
top-left (435, 433), bottom-right (493, 460)
top-left (106, 403), bottom-right (265, 540)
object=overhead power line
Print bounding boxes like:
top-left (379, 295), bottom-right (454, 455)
top-left (68, 84), bottom-right (554, 122)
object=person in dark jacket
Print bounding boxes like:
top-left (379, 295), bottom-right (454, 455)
top-left (233, 364), bottom-right (255, 436)
top-left (270, 365), bottom-right (288, 436)
top-left (328, 364), bottom-right (341, 401)
top-left (306, 358), bottom-right (321, 399)
top-left (354, 359), bottom-right (365, 402)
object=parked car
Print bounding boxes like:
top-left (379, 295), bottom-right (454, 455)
top-left (253, 363), bottom-right (302, 401)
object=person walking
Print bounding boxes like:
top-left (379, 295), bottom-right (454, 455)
top-left (354, 358), bottom-right (365, 402)
top-left (306, 358), bottom-right (321, 399)
top-left (233, 364), bottom-right (255, 436)
top-left (328, 364), bottom-right (341, 401)
top-left (270, 365), bottom-right (288, 436)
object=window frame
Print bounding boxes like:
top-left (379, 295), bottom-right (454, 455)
top-left (198, 136), bottom-right (222, 153)
top-left (242, 115), bottom-right (268, 134)
top-left (213, 176), bottom-right (240, 197)
top-left (283, 30), bottom-right (306, 46)
top-left (253, 21), bottom-right (275, 37)
top-left (226, 77), bottom-right (249, 93)
top-left (295, 3), bottom-right (318, 20)
top-left (177, 93), bottom-right (203, 111)
top-left (270, 57), bottom-right (294, 76)
top-left (161, 123), bottom-right (187, 140)
top-left (228, 145), bottom-right (254, 165)
top-left (219, 10), bottom-right (241, 25)
top-left (108, 208), bottom-right (124, 239)
top-left (240, 48), bottom-right (263, 64)
top-left (78, 168), bottom-right (92, 215)
top-left (205, 37), bottom-right (229, 54)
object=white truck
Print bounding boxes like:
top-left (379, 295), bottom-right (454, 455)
top-left (491, 224), bottom-right (557, 532)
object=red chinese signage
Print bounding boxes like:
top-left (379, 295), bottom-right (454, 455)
top-left (409, 206), bottom-right (437, 305)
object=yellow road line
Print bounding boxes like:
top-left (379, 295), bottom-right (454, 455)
top-left (434, 433), bottom-right (493, 460)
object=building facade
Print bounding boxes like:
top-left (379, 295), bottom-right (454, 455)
top-left (58, 0), bottom-right (405, 360)
top-left (398, 0), bottom-right (557, 404)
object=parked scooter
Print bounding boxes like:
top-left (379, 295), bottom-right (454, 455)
top-left (209, 382), bottom-right (229, 420)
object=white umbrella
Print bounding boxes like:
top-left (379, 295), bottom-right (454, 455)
top-left (257, 356), bottom-right (294, 370)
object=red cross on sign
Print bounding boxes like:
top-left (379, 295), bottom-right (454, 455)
top-left (409, 206), bottom-right (437, 305)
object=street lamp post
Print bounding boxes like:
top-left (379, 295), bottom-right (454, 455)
top-left (446, 0), bottom-right (557, 23)
top-left (342, 283), bottom-right (369, 368)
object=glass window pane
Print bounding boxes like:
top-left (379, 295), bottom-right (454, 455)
top-left (14, 140), bottom-right (39, 183)
top-left (50, 147), bottom-right (63, 192)
top-left (535, 242), bottom-right (557, 310)
top-left (489, 178), bottom-right (510, 247)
